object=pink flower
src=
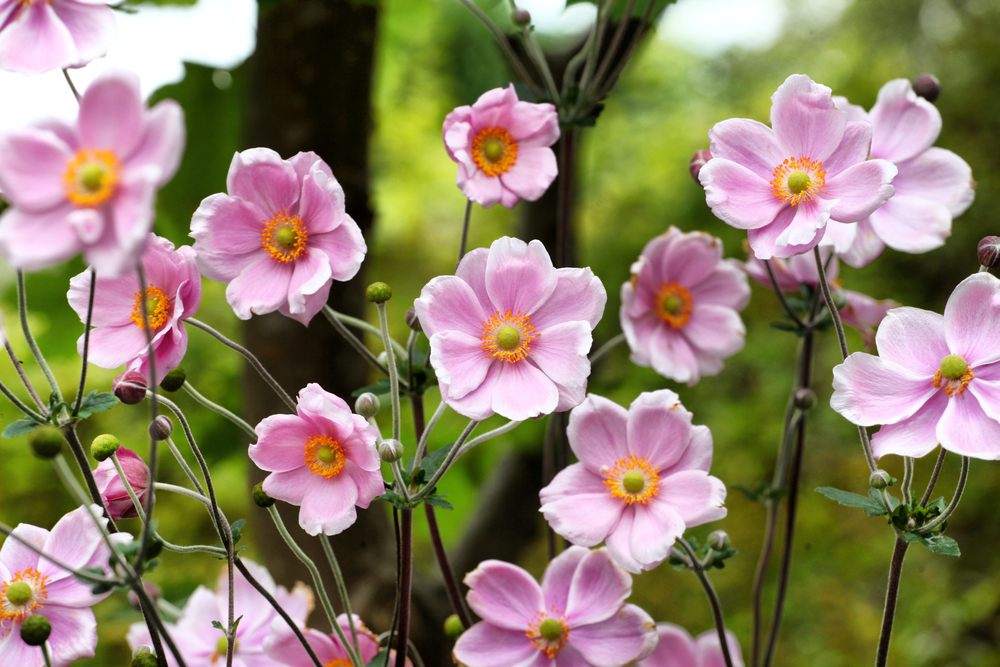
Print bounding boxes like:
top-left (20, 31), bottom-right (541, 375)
top-left (621, 228), bottom-right (749, 385)
top-left (264, 614), bottom-right (390, 667)
top-left (190, 148), bottom-right (366, 325)
top-left (0, 68), bottom-right (184, 275)
top-left (67, 233), bottom-right (200, 382)
top-left (414, 236), bottom-right (606, 421)
top-left (699, 74), bottom-right (897, 259)
top-left (92, 447), bottom-right (150, 520)
top-left (639, 624), bottom-right (744, 667)
top-left (831, 272), bottom-right (1000, 460)
top-left (127, 559), bottom-right (312, 667)
top-left (0, 0), bottom-right (115, 75)
top-left (540, 391), bottom-right (726, 573)
top-left (824, 79), bottom-right (975, 267)
top-left (248, 383), bottom-right (382, 536)
top-left (454, 546), bottom-right (658, 667)
top-left (742, 246), bottom-right (897, 348)
top-left (0, 505), bottom-right (131, 667)
top-left (443, 84), bottom-right (560, 209)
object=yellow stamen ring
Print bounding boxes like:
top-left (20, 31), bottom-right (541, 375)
top-left (304, 435), bottom-right (346, 478)
top-left (932, 354), bottom-right (975, 398)
top-left (130, 284), bottom-right (171, 330)
top-left (64, 149), bottom-right (120, 207)
top-left (261, 211), bottom-right (309, 263)
top-left (471, 127), bottom-right (519, 177)
top-left (604, 455), bottom-right (661, 505)
top-left (481, 311), bottom-right (538, 363)
top-left (526, 608), bottom-right (570, 658)
top-left (770, 156), bottom-right (827, 206)
top-left (654, 282), bottom-right (694, 329)
top-left (0, 568), bottom-right (49, 623)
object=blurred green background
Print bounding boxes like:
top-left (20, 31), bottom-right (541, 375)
top-left (1, 0), bottom-right (999, 665)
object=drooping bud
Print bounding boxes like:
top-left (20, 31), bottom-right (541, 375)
top-left (869, 469), bottom-right (891, 490)
top-left (148, 415), bottom-right (174, 441)
top-left (252, 482), bottom-right (276, 508)
top-left (405, 306), bottom-right (422, 332)
top-left (30, 426), bottom-right (64, 459)
top-left (977, 236), bottom-right (1000, 269)
top-left (355, 392), bottom-right (381, 418)
top-left (793, 388), bottom-right (816, 410)
top-left (127, 581), bottom-right (162, 611)
top-left (444, 613), bottom-right (465, 638)
top-left (379, 438), bottom-right (404, 463)
top-left (19, 614), bottom-right (51, 646)
top-left (93, 447), bottom-right (152, 520)
top-left (912, 73), bottom-right (941, 103)
top-left (91, 434), bottom-right (120, 462)
top-left (512, 7), bottom-right (531, 26)
top-left (132, 646), bottom-right (160, 667)
top-left (689, 150), bottom-right (712, 184)
top-left (707, 530), bottom-right (731, 551)
top-left (113, 371), bottom-right (148, 405)
top-left (160, 367), bottom-right (187, 392)
top-left (366, 282), bottom-right (392, 304)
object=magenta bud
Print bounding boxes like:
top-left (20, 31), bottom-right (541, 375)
top-left (405, 306), bottom-right (422, 332)
top-left (149, 415), bottom-right (173, 441)
top-left (689, 150), bottom-right (712, 184)
top-left (978, 236), bottom-right (1000, 269)
top-left (113, 371), bottom-right (148, 405)
top-left (512, 7), bottom-right (531, 26)
top-left (93, 447), bottom-right (152, 520)
top-left (127, 581), bottom-right (162, 611)
top-left (912, 73), bottom-right (940, 103)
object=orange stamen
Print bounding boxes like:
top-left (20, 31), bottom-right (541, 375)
top-left (932, 368), bottom-right (975, 397)
top-left (526, 607), bottom-right (571, 658)
top-left (130, 284), bottom-right (171, 330)
top-left (261, 211), bottom-right (309, 263)
top-left (471, 127), bottom-right (519, 177)
top-left (480, 310), bottom-right (538, 363)
top-left (304, 435), bottom-right (346, 478)
top-left (0, 568), bottom-right (49, 623)
top-left (770, 156), bottom-right (827, 206)
top-left (654, 282), bottom-right (694, 329)
top-left (64, 149), bottom-right (120, 207)
top-left (603, 454), bottom-right (661, 505)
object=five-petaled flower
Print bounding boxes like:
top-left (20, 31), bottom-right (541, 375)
top-left (0, 0), bottom-right (116, 75)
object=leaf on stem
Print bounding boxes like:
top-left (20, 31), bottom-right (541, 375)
top-left (902, 532), bottom-right (960, 556)
top-left (75, 390), bottom-right (119, 419)
top-left (2, 419), bottom-right (42, 438)
top-left (815, 486), bottom-right (888, 515)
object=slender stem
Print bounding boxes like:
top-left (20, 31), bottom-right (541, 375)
top-left (134, 580), bottom-right (188, 667)
top-left (61, 428), bottom-right (114, 528)
top-left (414, 420), bottom-right (480, 498)
top-left (425, 503), bottom-right (472, 628)
top-left (919, 449), bottom-right (947, 507)
top-left (319, 306), bottom-right (406, 388)
top-left (588, 0), bottom-right (636, 97)
top-left (185, 317), bottom-right (297, 411)
top-left (575, 0), bottom-right (611, 115)
top-left (183, 382), bottom-right (257, 441)
top-left (135, 267), bottom-right (160, 575)
top-left (376, 302), bottom-right (402, 442)
top-left (543, 414), bottom-right (558, 560)
top-left (384, 508), bottom-right (402, 667)
top-left (394, 509), bottom-right (413, 667)
top-left (676, 538), bottom-right (734, 667)
top-left (455, 418), bottom-right (520, 458)
top-left (901, 457), bottom-right (914, 507)
top-left (751, 499), bottom-right (779, 667)
top-left (154, 482), bottom-right (210, 506)
top-left (415, 400), bottom-right (446, 464)
top-left (163, 437), bottom-right (206, 496)
top-left (874, 538), bottom-right (909, 667)
top-left (915, 456), bottom-right (969, 534)
top-left (0, 376), bottom-right (46, 423)
top-left (41, 642), bottom-right (53, 667)
top-left (457, 200), bottom-right (473, 270)
top-left (112, 451), bottom-right (145, 520)
top-left (73, 268), bottom-right (96, 416)
top-left (16, 271), bottom-right (62, 402)
top-left (588, 332), bottom-right (625, 364)
top-left (555, 129), bottom-right (578, 268)
top-left (320, 535), bottom-right (360, 655)
top-left (518, 26), bottom-right (560, 102)
top-left (138, 595), bottom-right (168, 667)
top-left (763, 260), bottom-right (805, 329)
top-left (62, 69), bottom-right (81, 101)
top-left (328, 307), bottom-right (408, 360)
top-left (456, 0), bottom-right (543, 99)
top-left (5, 338), bottom-right (46, 411)
top-left (593, 0), bottom-right (655, 102)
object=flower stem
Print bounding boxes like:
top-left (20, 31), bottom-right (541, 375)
top-left (415, 399), bottom-right (446, 464)
top-left (902, 457), bottom-right (914, 507)
top-left (4, 337), bottom-right (46, 412)
top-left (425, 503), bottom-right (472, 628)
top-left (41, 642), bottom-right (53, 667)
top-left (588, 0), bottom-right (635, 97)
top-left (676, 538), bottom-right (735, 667)
top-left (62, 69), bottom-right (81, 102)
top-left (915, 455), bottom-right (969, 534)
top-left (589, 0), bottom-right (657, 107)
top-left (588, 332), bottom-right (626, 364)
top-left (112, 451), bottom-right (145, 520)
top-left (62, 426), bottom-right (115, 528)
top-left (457, 200), bottom-right (473, 269)
top-left (455, 419), bottom-right (520, 458)
top-left (16, 271), bottom-right (62, 403)
top-left (413, 420), bottom-right (480, 499)
top-left (73, 267), bottom-right (96, 416)
top-left (395, 508), bottom-right (413, 667)
top-left (455, 0), bottom-right (543, 99)
top-left (919, 449), bottom-right (947, 507)
top-left (376, 302), bottom-right (401, 442)
top-left (874, 537), bottom-right (909, 667)
top-left (320, 306), bottom-right (407, 389)
top-left (320, 534), bottom-right (360, 655)
top-left (182, 382), bottom-right (257, 441)
top-left (555, 129), bottom-right (578, 268)
top-left (328, 307), bottom-right (408, 360)
top-left (162, 437), bottom-right (206, 496)
top-left (0, 375), bottom-right (46, 423)
top-left (763, 260), bottom-right (805, 329)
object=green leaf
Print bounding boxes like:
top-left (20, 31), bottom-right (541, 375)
top-left (76, 390), bottom-right (119, 418)
top-left (230, 519), bottom-right (246, 545)
top-left (424, 494), bottom-right (454, 511)
top-left (351, 379), bottom-right (391, 398)
top-left (72, 567), bottom-right (107, 586)
top-left (735, 482), bottom-right (787, 504)
top-left (414, 442), bottom-right (455, 477)
top-left (364, 650), bottom-right (391, 667)
top-left (2, 419), bottom-right (41, 438)
top-left (379, 490), bottom-right (410, 510)
top-left (816, 487), bottom-right (887, 515)
top-left (903, 533), bottom-right (960, 556)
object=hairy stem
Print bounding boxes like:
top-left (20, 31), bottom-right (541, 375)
top-left (320, 535), bottom-right (360, 655)
top-left (676, 538), bottom-right (734, 667)
top-left (73, 268), bottom-right (96, 415)
top-left (457, 200), bottom-right (473, 269)
top-left (919, 449), bottom-right (947, 507)
top-left (874, 538), bottom-right (909, 667)
top-left (16, 271), bottom-right (62, 403)
top-left (183, 382), bottom-right (257, 441)
top-left (394, 508), bottom-right (413, 667)
top-left (4, 338), bottom-right (46, 412)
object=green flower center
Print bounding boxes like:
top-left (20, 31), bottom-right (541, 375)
top-left (483, 139), bottom-right (504, 162)
top-left (317, 446), bottom-right (338, 464)
top-left (661, 295), bottom-right (683, 315)
top-left (539, 618), bottom-right (563, 641)
top-left (495, 325), bottom-right (521, 350)
top-left (939, 354), bottom-right (968, 380)
top-left (786, 171), bottom-right (811, 194)
top-left (622, 472), bottom-right (646, 494)
top-left (80, 163), bottom-right (107, 192)
top-left (275, 225), bottom-right (298, 249)
top-left (5, 581), bottom-right (31, 606)
top-left (216, 636), bottom-right (238, 655)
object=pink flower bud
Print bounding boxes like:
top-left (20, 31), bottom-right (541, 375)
top-left (689, 149), bottom-right (712, 184)
top-left (113, 371), bottom-right (148, 405)
top-left (93, 447), bottom-right (152, 520)
top-left (912, 73), bottom-right (940, 103)
top-left (978, 236), bottom-right (1000, 269)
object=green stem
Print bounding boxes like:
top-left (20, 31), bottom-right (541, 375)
top-left (320, 535), bottom-right (360, 656)
top-left (16, 271), bottom-right (62, 402)
top-left (588, 332), bottom-right (625, 364)
top-left (874, 538), bottom-right (909, 667)
top-left (73, 267), bottom-right (96, 416)
top-left (915, 456), bottom-right (970, 534)
top-left (327, 307), bottom-right (408, 360)
top-left (456, 0), bottom-right (543, 99)
top-left (901, 457), bottom-right (914, 507)
top-left (4, 338), bottom-right (46, 412)
top-left (375, 302), bottom-right (402, 442)
top-left (676, 538), bottom-right (734, 667)
top-left (183, 382), bottom-right (257, 441)
top-left (457, 200), bottom-right (473, 269)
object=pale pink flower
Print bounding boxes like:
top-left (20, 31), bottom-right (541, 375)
top-left (826, 79), bottom-right (975, 267)
top-left (264, 614), bottom-right (389, 667)
top-left (0, 0), bottom-right (115, 75)
top-left (454, 547), bottom-right (658, 667)
top-left (0, 505), bottom-right (131, 667)
top-left (0, 68), bottom-right (184, 275)
top-left (127, 559), bottom-right (312, 667)
top-left (190, 148), bottom-right (366, 325)
top-left (414, 236), bottom-right (606, 421)
top-left (92, 447), bottom-right (150, 521)
top-left (742, 246), bottom-right (897, 348)
top-left (248, 383), bottom-right (382, 536)
top-left (639, 624), bottom-right (743, 667)
top-left (831, 272), bottom-right (1000, 460)
top-left (443, 84), bottom-right (560, 209)
top-left (699, 74), bottom-right (897, 259)
top-left (540, 391), bottom-right (726, 573)
top-left (621, 228), bottom-right (749, 385)
top-left (67, 233), bottom-right (200, 382)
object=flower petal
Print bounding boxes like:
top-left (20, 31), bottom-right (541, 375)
top-left (625, 390), bottom-right (693, 471)
top-left (822, 120), bottom-right (873, 176)
top-left (529, 320), bottom-right (591, 388)
top-left (566, 394), bottom-right (630, 474)
top-left (485, 238), bottom-right (558, 315)
top-left (628, 500), bottom-right (685, 569)
top-left (540, 545), bottom-right (589, 612)
top-left (227, 148), bottom-right (300, 215)
top-left (870, 392), bottom-right (947, 459)
top-left (683, 304), bottom-right (745, 358)
top-left (700, 159), bottom-right (785, 230)
top-left (429, 330), bottom-right (493, 401)
top-left (0, 205), bottom-right (81, 271)
top-left (874, 307), bottom-right (948, 373)
top-left (824, 158), bottom-right (896, 223)
top-left (499, 146), bottom-right (557, 204)
top-left (415, 275), bottom-right (489, 338)
top-left (465, 561), bottom-right (544, 631)
top-left (299, 475), bottom-right (359, 536)
top-left (540, 466), bottom-right (623, 548)
top-left (707, 118), bottom-right (783, 180)
top-left (529, 267), bottom-right (606, 331)
top-left (937, 393), bottom-right (1000, 460)
top-left (894, 147), bottom-right (974, 217)
top-left (79, 68), bottom-right (144, 158)
top-left (689, 260), bottom-right (751, 311)
top-left (0, 127), bottom-right (74, 211)
top-left (0, 2), bottom-right (76, 75)
top-left (869, 79), bottom-right (941, 163)
top-left (226, 255), bottom-right (294, 319)
top-left (604, 508), bottom-right (642, 573)
top-left (491, 360), bottom-right (560, 421)
top-left (250, 414), bottom-right (315, 472)
top-left (658, 469), bottom-right (727, 527)
top-left (453, 623), bottom-right (540, 667)
top-left (831, 353), bottom-right (938, 426)
top-left (746, 201), bottom-right (826, 260)
top-left (642, 624), bottom-right (697, 667)
top-left (695, 629), bottom-right (745, 667)
top-left (568, 603), bottom-right (657, 667)
top-left (944, 273), bottom-right (1000, 366)
top-left (565, 548), bottom-right (632, 626)
top-left (770, 74), bottom-right (846, 161)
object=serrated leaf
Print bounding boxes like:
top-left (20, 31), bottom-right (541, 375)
top-left (230, 519), bottom-right (246, 545)
top-left (418, 442), bottom-right (455, 477)
top-left (2, 419), bottom-right (41, 438)
top-left (424, 494), bottom-right (454, 511)
top-left (903, 533), bottom-right (960, 556)
top-left (816, 487), bottom-right (887, 514)
top-left (76, 390), bottom-right (119, 418)
top-left (211, 620), bottom-right (226, 631)
top-left (379, 490), bottom-right (409, 510)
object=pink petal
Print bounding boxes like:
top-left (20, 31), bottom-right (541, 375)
top-left (298, 474), bottom-right (359, 536)
top-left (79, 69), bottom-right (143, 158)
top-left (648, 324), bottom-right (700, 385)
top-left (39, 506), bottom-right (109, 578)
top-left (641, 624), bottom-right (697, 667)
top-left (870, 390), bottom-right (946, 460)
top-left (51, 0), bottom-right (115, 66)
top-left (499, 146), bottom-right (557, 204)
top-left (683, 304), bottom-right (745, 357)
top-left (262, 466), bottom-right (313, 506)
top-left (264, 625), bottom-right (339, 667)
top-left (226, 255), bottom-right (294, 319)
top-left (0, 127), bottom-right (74, 211)
top-left (662, 424), bottom-right (713, 476)
top-left (250, 414), bottom-right (315, 472)
top-left (969, 380), bottom-right (1000, 427)
top-left (689, 261), bottom-right (750, 311)
top-left (190, 194), bottom-right (267, 282)
top-left (0, 205), bottom-right (81, 271)
top-left (504, 101), bottom-right (559, 146)
top-left (564, 548), bottom-right (632, 626)
top-left (295, 383), bottom-right (354, 432)
top-left (874, 307), bottom-right (948, 373)
top-left (831, 353), bottom-right (937, 426)
top-left (430, 331), bottom-right (493, 401)
top-left (67, 266), bottom-right (131, 327)
top-left (694, 629), bottom-right (744, 667)
top-left (657, 230), bottom-right (724, 288)
top-left (284, 250), bottom-right (332, 323)
top-left (414, 275), bottom-right (489, 338)
top-left (625, 390), bottom-right (693, 471)
top-left (491, 360), bottom-right (560, 421)
top-left (869, 79), bottom-right (941, 163)
top-left (439, 361), bottom-right (501, 421)
top-left (465, 561), bottom-right (544, 631)
top-left (894, 147), bottom-right (974, 217)
top-left (452, 623), bottom-right (538, 667)
top-left (944, 273), bottom-right (1000, 366)
top-left (657, 470), bottom-right (727, 527)
top-left (822, 120), bottom-right (873, 176)
top-left (227, 148), bottom-right (300, 215)
top-left (831, 218), bottom-right (885, 269)
top-left (0, 2), bottom-right (76, 75)
top-left (937, 393), bottom-right (1000, 460)
top-left (455, 247), bottom-right (491, 311)
top-left (530, 267), bottom-right (606, 331)
top-left (746, 201), bottom-right (827, 260)
top-left (540, 465), bottom-right (623, 547)
top-left (485, 238), bottom-right (557, 315)
top-left (700, 159), bottom-right (785, 230)
top-left (629, 500), bottom-right (685, 569)
top-left (540, 546), bottom-right (589, 612)
top-left (85, 323), bottom-right (150, 369)
top-left (42, 605), bottom-right (99, 664)
top-left (344, 460), bottom-right (384, 508)
top-left (868, 195), bottom-right (952, 256)
top-left (529, 320), bottom-right (591, 388)
top-left (604, 508), bottom-right (642, 573)
top-left (770, 74), bottom-right (846, 161)
top-left (310, 221), bottom-right (366, 282)
top-left (565, 394), bottom-right (630, 474)
top-left (461, 168), bottom-right (503, 208)
top-left (344, 415), bottom-right (381, 471)
top-left (841, 291), bottom-right (897, 338)
top-left (707, 118), bottom-right (783, 180)
top-left (0, 524), bottom-right (46, 574)
top-left (297, 166), bottom-right (342, 235)
top-left (124, 99), bottom-right (185, 187)
top-left (824, 158), bottom-right (897, 223)
top-left (568, 603), bottom-right (657, 667)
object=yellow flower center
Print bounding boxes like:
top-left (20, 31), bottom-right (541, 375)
top-left (654, 282), bottom-right (693, 328)
top-left (0, 568), bottom-right (48, 623)
top-left (527, 608), bottom-right (570, 658)
top-left (604, 455), bottom-right (661, 505)
top-left (932, 354), bottom-right (974, 397)
top-left (64, 149), bottom-right (120, 207)
top-left (130, 284), bottom-right (171, 330)
top-left (471, 127), bottom-right (519, 177)
top-left (325, 660), bottom-right (353, 667)
top-left (261, 211), bottom-right (308, 263)
top-left (770, 157), bottom-right (827, 206)
top-left (304, 435), bottom-right (346, 478)
top-left (480, 311), bottom-right (538, 363)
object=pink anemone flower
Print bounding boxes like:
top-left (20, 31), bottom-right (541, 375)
top-left (127, 559), bottom-right (312, 667)
top-left (265, 614), bottom-right (397, 667)
top-left (67, 233), bottom-right (200, 382)
top-left (0, 505), bottom-right (131, 667)
top-left (699, 74), bottom-right (897, 260)
top-left (443, 84), bottom-right (560, 209)
top-left (248, 383), bottom-right (382, 536)
top-left (190, 148), bottom-right (367, 325)
top-left (0, 0), bottom-right (115, 75)
top-left (454, 546), bottom-right (658, 667)
top-left (825, 79), bottom-right (975, 267)
top-left (92, 447), bottom-right (151, 521)
top-left (540, 391), bottom-right (726, 573)
top-left (831, 272), bottom-right (1000, 460)
top-left (639, 624), bottom-right (744, 667)
top-left (0, 68), bottom-right (184, 275)
top-left (414, 236), bottom-right (606, 421)
top-left (621, 227), bottom-right (750, 386)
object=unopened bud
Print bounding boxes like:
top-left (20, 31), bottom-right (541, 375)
top-left (869, 470), bottom-right (891, 490)
top-left (252, 482), bottom-right (276, 508)
top-left (978, 236), bottom-right (1000, 269)
top-left (29, 426), bottom-right (64, 459)
top-left (160, 367), bottom-right (186, 392)
top-left (405, 306), bottom-right (422, 332)
top-left (707, 530), bottom-right (730, 551)
top-left (444, 613), bottom-right (465, 638)
top-left (113, 371), bottom-right (148, 405)
top-left (148, 415), bottom-right (173, 441)
top-left (379, 439), bottom-right (403, 463)
top-left (912, 73), bottom-right (940, 103)
top-left (689, 150), bottom-right (712, 184)
top-left (355, 392), bottom-right (381, 418)
top-left (127, 582), bottom-right (162, 611)
top-left (91, 434), bottom-right (120, 462)
top-left (366, 282), bottom-right (392, 304)
top-left (19, 614), bottom-right (51, 646)
top-left (793, 388), bottom-right (816, 410)
top-left (512, 7), bottom-right (531, 26)
top-left (132, 647), bottom-right (160, 667)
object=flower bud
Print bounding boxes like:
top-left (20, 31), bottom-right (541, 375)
top-left (911, 73), bottom-right (940, 103)
top-left (127, 581), bottom-right (162, 611)
top-left (512, 7), bottom-right (531, 26)
top-left (91, 434), bottom-right (120, 462)
top-left (444, 613), bottom-right (465, 638)
top-left (253, 482), bottom-right (276, 508)
top-left (379, 438), bottom-right (403, 463)
top-left (20, 614), bottom-right (51, 646)
top-left (689, 149), bottom-right (712, 184)
top-left (793, 388), bottom-right (816, 410)
top-left (869, 469), bottom-right (891, 490)
top-left (132, 647), bottom-right (160, 667)
top-left (29, 426), bottom-right (64, 459)
top-left (366, 282), bottom-right (392, 303)
top-left (707, 530), bottom-right (731, 551)
top-left (977, 236), bottom-right (1000, 269)
top-left (113, 371), bottom-right (148, 405)
top-left (93, 447), bottom-right (151, 520)
top-left (355, 392), bottom-right (381, 418)
top-left (405, 306), bottom-right (422, 332)
top-left (159, 366), bottom-right (187, 392)
top-left (148, 415), bottom-right (173, 441)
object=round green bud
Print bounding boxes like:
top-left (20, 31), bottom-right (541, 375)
top-left (708, 530), bottom-right (731, 551)
top-left (6, 581), bottom-right (32, 606)
top-left (91, 434), bottom-right (120, 462)
top-left (869, 470), bottom-right (891, 490)
top-left (29, 426), bottom-right (64, 459)
top-left (252, 482), bottom-right (276, 508)
top-left (939, 354), bottom-right (968, 380)
top-left (160, 367), bottom-right (187, 392)
top-left (538, 617), bottom-right (563, 641)
top-left (19, 614), bottom-right (51, 646)
top-left (444, 613), bottom-right (465, 638)
top-left (622, 472), bottom-right (645, 494)
top-left (132, 649), bottom-right (160, 667)
top-left (787, 171), bottom-right (811, 194)
top-left (365, 282), bottom-right (392, 303)
top-left (379, 439), bottom-right (403, 463)
top-left (355, 392), bottom-right (381, 419)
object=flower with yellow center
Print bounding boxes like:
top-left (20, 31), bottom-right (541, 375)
top-left (603, 454), bottom-right (661, 505)
top-left (526, 609), bottom-right (570, 658)
top-left (0, 568), bottom-right (49, 623)
top-left (130, 284), bottom-right (171, 330)
top-left (261, 211), bottom-right (309, 263)
top-left (304, 435), bottom-right (347, 478)
top-left (654, 282), bottom-right (693, 329)
top-left (480, 310), bottom-right (538, 363)
top-left (471, 127), bottom-right (519, 177)
top-left (770, 156), bottom-right (827, 206)
top-left (64, 148), bottom-right (121, 207)
top-left (932, 354), bottom-right (975, 397)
